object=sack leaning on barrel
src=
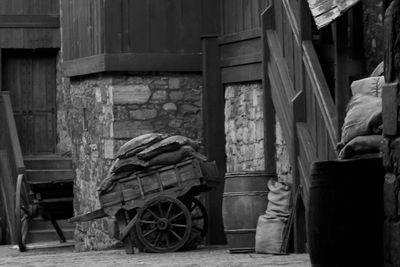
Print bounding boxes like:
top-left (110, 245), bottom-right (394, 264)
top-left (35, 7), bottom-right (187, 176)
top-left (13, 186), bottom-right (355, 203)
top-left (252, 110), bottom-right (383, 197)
top-left (255, 180), bottom-right (291, 254)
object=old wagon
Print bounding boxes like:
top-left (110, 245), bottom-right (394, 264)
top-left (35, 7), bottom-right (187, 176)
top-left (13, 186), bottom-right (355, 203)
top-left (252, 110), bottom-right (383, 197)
top-left (69, 158), bottom-right (219, 253)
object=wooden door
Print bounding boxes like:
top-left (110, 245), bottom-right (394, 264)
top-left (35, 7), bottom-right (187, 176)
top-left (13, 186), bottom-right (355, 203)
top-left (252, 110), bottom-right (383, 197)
top-left (2, 49), bottom-right (57, 155)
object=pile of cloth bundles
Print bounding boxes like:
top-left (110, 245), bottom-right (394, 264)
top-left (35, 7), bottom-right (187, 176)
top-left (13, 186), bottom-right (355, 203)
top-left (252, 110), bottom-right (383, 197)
top-left (98, 133), bottom-right (206, 194)
top-left (337, 69), bottom-right (384, 159)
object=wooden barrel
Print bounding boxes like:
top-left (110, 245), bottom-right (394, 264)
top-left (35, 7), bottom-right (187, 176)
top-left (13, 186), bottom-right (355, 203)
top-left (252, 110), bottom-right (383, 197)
top-left (222, 171), bottom-right (273, 253)
top-left (308, 157), bottom-right (384, 267)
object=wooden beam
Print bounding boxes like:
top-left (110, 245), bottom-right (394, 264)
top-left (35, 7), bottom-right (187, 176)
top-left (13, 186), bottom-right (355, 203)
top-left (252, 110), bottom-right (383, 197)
top-left (220, 53), bottom-right (262, 68)
top-left (0, 15), bottom-right (60, 28)
top-left (261, 6), bottom-right (276, 175)
top-left (221, 63), bottom-right (262, 83)
top-left (333, 14), bottom-right (350, 138)
top-left (218, 28), bottom-right (261, 45)
top-left (202, 36), bottom-right (226, 245)
top-left (62, 53), bottom-right (202, 77)
top-left (105, 53), bottom-right (202, 72)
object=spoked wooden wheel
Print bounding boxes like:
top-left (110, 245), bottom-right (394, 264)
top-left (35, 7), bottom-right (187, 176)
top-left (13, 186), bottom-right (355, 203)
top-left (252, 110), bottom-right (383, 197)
top-left (15, 174), bottom-right (30, 252)
top-left (181, 197), bottom-right (208, 250)
top-left (135, 196), bottom-right (192, 253)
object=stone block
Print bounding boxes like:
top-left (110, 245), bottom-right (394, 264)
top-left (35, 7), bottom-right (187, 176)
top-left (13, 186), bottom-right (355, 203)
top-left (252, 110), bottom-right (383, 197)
top-left (163, 102), bottom-right (177, 112)
top-left (384, 220), bottom-right (391, 262)
top-left (129, 109), bottom-right (157, 120)
top-left (113, 120), bottom-right (153, 139)
top-left (382, 137), bottom-right (392, 172)
top-left (151, 90), bottom-right (167, 101)
top-left (169, 91), bottom-right (184, 101)
top-left (384, 173), bottom-right (399, 219)
top-left (104, 139), bottom-right (114, 159)
top-left (180, 104), bottom-right (199, 114)
top-left (391, 221), bottom-right (400, 266)
top-left (169, 77), bottom-right (180, 89)
top-left (112, 85), bottom-right (151, 104)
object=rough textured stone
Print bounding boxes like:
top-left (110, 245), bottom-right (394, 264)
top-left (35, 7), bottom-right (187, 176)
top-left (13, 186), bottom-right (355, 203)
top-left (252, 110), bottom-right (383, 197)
top-left (363, 0), bottom-right (385, 74)
top-left (112, 85), bottom-right (151, 104)
top-left (224, 82), bottom-right (292, 183)
top-left (58, 72), bottom-right (203, 251)
top-left (384, 173), bottom-right (399, 219)
top-left (163, 102), bottom-right (178, 112)
top-left (129, 109), bottom-right (157, 120)
top-left (169, 77), bottom-right (180, 89)
top-left (391, 221), bottom-right (400, 266)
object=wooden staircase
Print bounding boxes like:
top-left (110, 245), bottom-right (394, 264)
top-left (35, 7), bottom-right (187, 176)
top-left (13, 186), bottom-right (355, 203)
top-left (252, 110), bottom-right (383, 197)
top-left (24, 156), bottom-right (75, 246)
top-left (261, 0), bottom-right (346, 252)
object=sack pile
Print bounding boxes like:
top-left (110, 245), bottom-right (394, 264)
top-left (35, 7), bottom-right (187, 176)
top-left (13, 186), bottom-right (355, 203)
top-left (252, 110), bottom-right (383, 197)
top-left (98, 133), bottom-right (206, 194)
top-left (337, 71), bottom-right (384, 159)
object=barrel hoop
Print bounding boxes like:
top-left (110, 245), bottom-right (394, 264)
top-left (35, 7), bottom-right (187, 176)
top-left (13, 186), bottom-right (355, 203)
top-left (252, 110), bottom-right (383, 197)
top-left (224, 229), bottom-right (256, 234)
top-left (223, 191), bottom-right (268, 197)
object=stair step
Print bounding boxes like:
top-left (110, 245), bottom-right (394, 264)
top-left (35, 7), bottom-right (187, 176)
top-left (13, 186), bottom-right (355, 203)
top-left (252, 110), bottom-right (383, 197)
top-left (28, 229), bottom-right (74, 243)
top-left (29, 219), bottom-right (75, 231)
top-left (26, 169), bottom-right (75, 184)
top-left (24, 156), bottom-right (73, 170)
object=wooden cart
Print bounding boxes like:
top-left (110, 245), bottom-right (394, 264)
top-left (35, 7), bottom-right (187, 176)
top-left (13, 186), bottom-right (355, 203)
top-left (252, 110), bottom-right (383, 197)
top-left (69, 158), bottom-right (219, 253)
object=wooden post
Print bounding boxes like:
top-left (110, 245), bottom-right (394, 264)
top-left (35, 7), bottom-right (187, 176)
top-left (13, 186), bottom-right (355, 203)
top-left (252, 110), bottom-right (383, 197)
top-left (333, 14), bottom-right (350, 138)
top-left (261, 7), bottom-right (276, 177)
top-left (201, 36), bottom-right (226, 245)
top-left (382, 1), bottom-right (400, 266)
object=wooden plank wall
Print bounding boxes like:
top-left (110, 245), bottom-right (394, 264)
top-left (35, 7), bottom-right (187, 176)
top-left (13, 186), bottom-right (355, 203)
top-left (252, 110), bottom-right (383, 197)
top-left (0, 0), bottom-right (60, 49)
top-left (219, 0), bottom-right (270, 83)
top-left (61, 1), bottom-right (202, 57)
top-left (61, 0), bottom-right (203, 76)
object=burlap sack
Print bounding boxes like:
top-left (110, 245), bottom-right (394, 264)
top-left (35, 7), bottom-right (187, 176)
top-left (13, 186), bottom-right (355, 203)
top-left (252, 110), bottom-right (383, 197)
top-left (116, 133), bottom-right (169, 159)
top-left (338, 135), bottom-right (382, 159)
top-left (137, 135), bottom-right (200, 160)
top-left (339, 94), bottom-right (382, 147)
top-left (350, 76), bottom-right (384, 97)
top-left (255, 212), bottom-right (287, 254)
top-left (266, 180), bottom-right (291, 218)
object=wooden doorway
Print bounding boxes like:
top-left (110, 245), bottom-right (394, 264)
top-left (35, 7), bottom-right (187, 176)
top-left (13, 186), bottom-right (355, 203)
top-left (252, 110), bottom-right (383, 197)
top-left (2, 49), bottom-right (57, 155)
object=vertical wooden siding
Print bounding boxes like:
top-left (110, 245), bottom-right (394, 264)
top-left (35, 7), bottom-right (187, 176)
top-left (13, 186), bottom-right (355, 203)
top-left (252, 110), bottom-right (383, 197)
top-left (0, 0), bottom-right (60, 49)
top-left (220, 0), bottom-right (269, 35)
top-left (62, 0), bottom-right (203, 61)
top-left (61, 0), bottom-right (104, 60)
top-left (0, 0), bottom-right (59, 15)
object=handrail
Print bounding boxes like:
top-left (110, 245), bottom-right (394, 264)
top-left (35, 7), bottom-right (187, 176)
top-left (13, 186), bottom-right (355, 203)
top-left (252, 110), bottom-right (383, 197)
top-left (281, 0), bottom-right (338, 148)
top-left (302, 42), bottom-right (338, 148)
top-left (0, 92), bottom-right (25, 174)
top-left (0, 91), bottom-right (26, 245)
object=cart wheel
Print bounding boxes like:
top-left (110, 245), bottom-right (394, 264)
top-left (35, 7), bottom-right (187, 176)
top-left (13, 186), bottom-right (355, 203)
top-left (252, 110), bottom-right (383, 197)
top-left (15, 174), bottom-right (30, 252)
top-left (136, 196), bottom-right (192, 253)
top-left (181, 197), bottom-right (208, 250)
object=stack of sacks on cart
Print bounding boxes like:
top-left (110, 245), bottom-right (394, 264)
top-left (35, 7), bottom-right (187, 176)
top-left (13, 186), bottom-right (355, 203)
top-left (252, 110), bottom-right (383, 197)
top-left (98, 133), bottom-right (207, 194)
top-left (337, 63), bottom-right (384, 160)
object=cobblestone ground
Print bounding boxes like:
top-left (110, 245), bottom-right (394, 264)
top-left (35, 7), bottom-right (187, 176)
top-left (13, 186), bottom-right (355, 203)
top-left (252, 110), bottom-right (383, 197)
top-left (0, 245), bottom-right (310, 267)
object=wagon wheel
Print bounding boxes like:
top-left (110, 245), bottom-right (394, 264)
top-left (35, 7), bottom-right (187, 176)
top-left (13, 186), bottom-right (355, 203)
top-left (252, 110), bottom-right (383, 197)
top-left (181, 197), bottom-right (208, 250)
top-left (15, 174), bottom-right (30, 252)
top-left (135, 196), bottom-right (192, 253)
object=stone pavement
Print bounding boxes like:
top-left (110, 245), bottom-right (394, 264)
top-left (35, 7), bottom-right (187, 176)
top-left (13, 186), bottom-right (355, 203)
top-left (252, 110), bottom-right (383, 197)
top-left (0, 245), bottom-right (310, 267)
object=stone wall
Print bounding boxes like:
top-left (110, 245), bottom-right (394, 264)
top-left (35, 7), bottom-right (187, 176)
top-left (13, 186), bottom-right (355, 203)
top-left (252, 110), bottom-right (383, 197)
top-left (58, 72), bottom-right (203, 251)
top-left (224, 82), bottom-right (292, 183)
top-left (363, 0), bottom-right (385, 74)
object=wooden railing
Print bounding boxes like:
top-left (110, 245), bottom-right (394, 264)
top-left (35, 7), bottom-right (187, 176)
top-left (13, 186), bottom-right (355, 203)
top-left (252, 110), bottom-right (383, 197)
top-left (0, 91), bottom-right (25, 244)
top-left (262, 0), bottom-right (338, 190)
top-left (262, 0), bottom-right (339, 251)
